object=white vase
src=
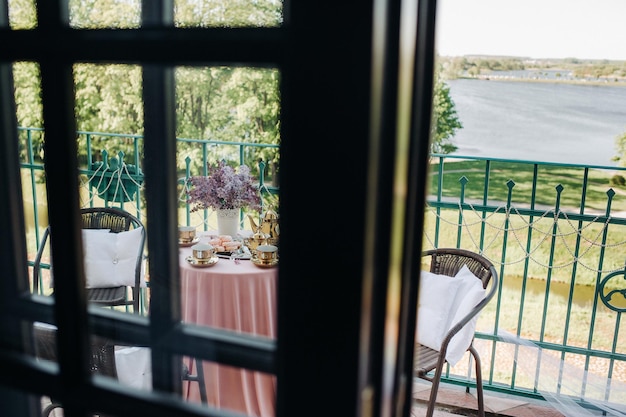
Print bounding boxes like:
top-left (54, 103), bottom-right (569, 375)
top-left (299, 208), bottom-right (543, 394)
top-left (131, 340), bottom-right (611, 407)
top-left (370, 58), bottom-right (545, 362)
top-left (216, 208), bottom-right (239, 237)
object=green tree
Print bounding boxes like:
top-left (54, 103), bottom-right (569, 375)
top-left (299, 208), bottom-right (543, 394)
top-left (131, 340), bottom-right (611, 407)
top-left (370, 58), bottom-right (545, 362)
top-left (8, 0), bottom-right (36, 29)
top-left (175, 66), bottom-right (281, 173)
top-left (10, 0), bottom-right (284, 186)
top-left (174, 0), bottom-right (282, 27)
top-left (73, 64), bottom-right (143, 135)
top-left (431, 67), bottom-right (462, 154)
top-left (13, 62), bottom-right (42, 129)
top-left (69, 0), bottom-right (140, 28)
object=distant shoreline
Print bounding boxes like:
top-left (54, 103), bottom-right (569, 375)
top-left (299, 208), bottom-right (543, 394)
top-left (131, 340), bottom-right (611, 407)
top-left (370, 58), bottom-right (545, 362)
top-left (439, 56), bottom-right (626, 87)
top-left (459, 75), bottom-right (626, 87)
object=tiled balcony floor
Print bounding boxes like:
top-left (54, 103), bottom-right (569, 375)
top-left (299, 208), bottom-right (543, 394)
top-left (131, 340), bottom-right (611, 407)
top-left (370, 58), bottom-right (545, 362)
top-left (411, 379), bottom-right (565, 417)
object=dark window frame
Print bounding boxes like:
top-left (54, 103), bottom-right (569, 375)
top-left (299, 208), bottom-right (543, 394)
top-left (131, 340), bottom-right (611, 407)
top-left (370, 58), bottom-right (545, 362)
top-left (0, 1), bottom-right (437, 416)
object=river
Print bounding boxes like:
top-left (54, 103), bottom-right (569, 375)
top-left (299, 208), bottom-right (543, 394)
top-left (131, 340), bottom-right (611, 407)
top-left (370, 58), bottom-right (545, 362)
top-left (446, 77), bottom-right (626, 167)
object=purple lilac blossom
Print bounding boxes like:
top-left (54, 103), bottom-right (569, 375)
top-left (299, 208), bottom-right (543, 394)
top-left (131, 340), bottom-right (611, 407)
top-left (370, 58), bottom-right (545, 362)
top-left (187, 161), bottom-right (261, 212)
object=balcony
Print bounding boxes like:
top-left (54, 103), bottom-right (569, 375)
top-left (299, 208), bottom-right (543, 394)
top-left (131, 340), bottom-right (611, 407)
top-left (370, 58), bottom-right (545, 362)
top-left (20, 128), bottom-right (626, 416)
top-left (412, 380), bottom-right (566, 416)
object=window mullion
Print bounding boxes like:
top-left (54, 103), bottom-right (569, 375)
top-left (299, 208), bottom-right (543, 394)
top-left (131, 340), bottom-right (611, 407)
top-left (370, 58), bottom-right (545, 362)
top-left (142, 63), bottom-right (182, 395)
top-left (0, 0), bottom-right (7, 27)
top-left (39, 59), bottom-right (91, 417)
top-left (0, 63), bottom-right (31, 301)
top-left (142, 0), bottom-right (174, 27)
top-left (36, 0), bottom-right (69, 31)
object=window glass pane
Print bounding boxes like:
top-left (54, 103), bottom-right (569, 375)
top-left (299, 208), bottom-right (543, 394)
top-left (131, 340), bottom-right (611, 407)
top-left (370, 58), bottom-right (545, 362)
top-left (174, 0), bottom-right (283, 28)
top-left (69, 0), bottom-right (141, 29)
top-left (176, 65), bottom-right (280, 413)
top-left (104, 335), bottom-right (153, 393)
top-left (14, 62), bottom-right (42, 129)
top-left (73, 62), bottom-right (145, 226)
top-left (13, 62), bottom-right (48, 297)
top-left (74, 64), bottom-right (144, 136)
top-left (72, 63), bottom-right (148, 315)
top-left (7, 0), bottom-right (286, 414)
top-left (15, 57), bottom-right (282, 415)
top-left (183, 358), bottom-right (275, 413)
top-left (73, 63), bottom-right (144, 220)
top-left (425, 1), bottom-right (626, 412)
top-left (22, 62), bottom-right (146, 310)
top-left (175, 65), bottom-right (280, 243)
top-left (8, 0), bottom-right (37, 29)
top-left (30, 319), bottom-right (151, 414)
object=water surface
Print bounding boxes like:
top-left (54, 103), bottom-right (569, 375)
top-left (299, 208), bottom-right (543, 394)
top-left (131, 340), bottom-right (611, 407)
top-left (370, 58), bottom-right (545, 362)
top-left (447, 78), bottom-right (626, 166)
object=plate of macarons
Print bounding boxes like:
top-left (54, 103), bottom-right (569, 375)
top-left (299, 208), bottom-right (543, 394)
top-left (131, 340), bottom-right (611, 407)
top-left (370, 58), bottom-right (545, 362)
top-left (207, 235), bottom-right (251, 259)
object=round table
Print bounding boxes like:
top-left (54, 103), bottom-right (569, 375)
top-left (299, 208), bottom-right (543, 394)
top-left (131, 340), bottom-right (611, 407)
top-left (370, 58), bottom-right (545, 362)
top-left (179, 240), bottom-right (277, 417)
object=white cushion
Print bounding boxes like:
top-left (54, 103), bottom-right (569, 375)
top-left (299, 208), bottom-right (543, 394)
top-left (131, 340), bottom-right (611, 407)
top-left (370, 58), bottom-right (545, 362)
top-left (48, 230), bottom-right (111, 287)
top-left (115, 346), bottom-right (152, 390)
top-left (34, 321), bottom-right (58, 331)
top-left (416, 271), bottom-right (462, 351)
top-left (445, 265), bottom-right (486, 366)
top-left (82, 227), bottom-right (144, 289)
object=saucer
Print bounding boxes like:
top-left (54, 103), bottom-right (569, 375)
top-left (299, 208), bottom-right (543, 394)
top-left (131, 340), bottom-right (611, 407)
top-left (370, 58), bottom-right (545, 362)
top-left (179, 237), bottom-right (200, 247)
top-left (185, 255), bottom-right (218, 268)
top-left (251, 257), bottom-right (278, 268)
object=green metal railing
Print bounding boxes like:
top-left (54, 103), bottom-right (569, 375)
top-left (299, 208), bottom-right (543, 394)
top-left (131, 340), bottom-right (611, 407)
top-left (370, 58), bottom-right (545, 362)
top-left (19, 128), bottom-right (626, 410)
top-left (20, 127), bottom-right (279, 313)
top-left (18, 126), bottom-right (279, 234)
top-left (424, 154), bottom-right (626, 412)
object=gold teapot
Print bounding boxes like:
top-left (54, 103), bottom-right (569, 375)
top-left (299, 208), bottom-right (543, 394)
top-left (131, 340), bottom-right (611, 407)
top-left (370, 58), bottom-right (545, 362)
top-left (247, 210), bottom-right (279, 245)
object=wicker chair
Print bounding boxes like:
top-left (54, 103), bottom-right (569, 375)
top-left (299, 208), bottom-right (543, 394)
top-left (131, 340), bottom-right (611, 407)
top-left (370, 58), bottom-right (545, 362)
top-left (35, 323), bottom-right (207, 413)
top-left (415, 248), bottom-right (498, 417)
top-left (32, 207), bottom-right (145, 313)
top-left (33, 322), bottom-right (117, 417)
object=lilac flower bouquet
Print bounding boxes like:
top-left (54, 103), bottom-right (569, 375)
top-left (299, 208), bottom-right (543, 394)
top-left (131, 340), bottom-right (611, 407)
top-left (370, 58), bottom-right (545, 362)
top-left (187, 161), bottom-right (262, 212)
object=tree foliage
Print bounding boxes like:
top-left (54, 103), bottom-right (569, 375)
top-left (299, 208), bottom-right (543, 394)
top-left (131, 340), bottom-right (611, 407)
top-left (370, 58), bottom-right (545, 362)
top-left (7, 0), bottom-right (36, 29)
top-left (69, 0), bottom-right (140, 28)
top-left (13, 62), bottom-right (42, 129)
top-left (175, 67), bottom-right (280, 145)
top-left (439, 56), bottom-right (526, 79)
top-left (175, 66), bottom-right (281, 171)
top-left (438, 55), bottom-right (626, 82)
top-left (10, 0), bottom-right (283, 173)
top-left (430, 66), bottom-right (462, 154)
top-left (73, 64), bottom-right (144, 135)
top-left (174, 0), bottom-right (282, 27)
top-left (10, 0), bottom-right (458, 166)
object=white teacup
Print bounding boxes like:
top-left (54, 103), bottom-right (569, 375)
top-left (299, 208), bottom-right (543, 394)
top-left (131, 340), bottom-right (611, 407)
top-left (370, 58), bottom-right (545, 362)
top-left (256, 244), bottom-right (278, 262)
top-left (179, 226), bottom-right (196, 242)
top-left (191, 243), bottom-right (215, 261)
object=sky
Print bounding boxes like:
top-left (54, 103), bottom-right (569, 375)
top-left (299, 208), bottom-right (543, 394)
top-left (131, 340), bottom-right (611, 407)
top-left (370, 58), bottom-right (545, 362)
top-left (435, 0), bottom-right (626, 61)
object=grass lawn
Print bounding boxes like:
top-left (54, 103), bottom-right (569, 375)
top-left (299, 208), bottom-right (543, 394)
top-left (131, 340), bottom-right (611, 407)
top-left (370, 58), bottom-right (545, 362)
top-left (428, 159), bottom-right (626, 213)
top-left (424, 159), bottom-right (626, 289)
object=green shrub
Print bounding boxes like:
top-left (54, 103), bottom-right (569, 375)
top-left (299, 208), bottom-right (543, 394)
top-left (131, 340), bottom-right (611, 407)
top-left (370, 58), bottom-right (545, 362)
top-left (609, 174), bottom-right (626, 186)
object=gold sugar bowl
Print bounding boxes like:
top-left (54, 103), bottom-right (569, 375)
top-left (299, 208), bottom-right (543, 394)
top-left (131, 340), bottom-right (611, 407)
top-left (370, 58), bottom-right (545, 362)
top-left (245, 230), bottom-right (268, 251)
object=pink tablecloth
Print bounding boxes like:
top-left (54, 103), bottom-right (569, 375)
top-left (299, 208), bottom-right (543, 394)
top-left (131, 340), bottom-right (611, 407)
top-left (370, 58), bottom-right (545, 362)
top-left (179, 244), bottom-right (277, 417)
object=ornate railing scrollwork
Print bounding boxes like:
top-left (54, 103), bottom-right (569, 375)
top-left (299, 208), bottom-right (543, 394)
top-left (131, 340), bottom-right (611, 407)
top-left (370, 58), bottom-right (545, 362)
top-left (598, 270), bottom-right (626, 313)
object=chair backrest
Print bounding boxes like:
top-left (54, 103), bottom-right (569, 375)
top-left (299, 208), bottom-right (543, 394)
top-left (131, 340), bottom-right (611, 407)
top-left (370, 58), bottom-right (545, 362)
top-left (33, 322), bottom-right (117, 416)
top-left (32, 207), bottom-right (145, 312)
top-left (80, 207), bottom-right (146, 312)
top-left (420, 248), bottom-right (499, 357)
top-left (80, 207), bottom-right (140, 233)
top-left (422, 248), bottom-right (496, 290)
top-left (33, 322), bottom-right (118, 379)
